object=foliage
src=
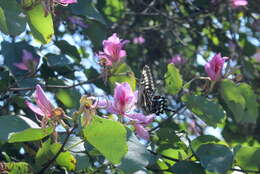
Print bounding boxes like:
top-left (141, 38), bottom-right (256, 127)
top-left (0, 0), bottom-right (259, 174)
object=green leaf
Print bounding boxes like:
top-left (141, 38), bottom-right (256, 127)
top-left (35, 138), bottom-right (53, 167)
top-left (0, 69), bottom-right (10, 91)
top-left (46, 53), bottom-right (71, 67)
top-left (118, 129), bottom-right (155, 174)
top-left (220, 80), bottom-right (258, 124)
top-left (85, 20), bottom-right (107, 50)
top-left (191, 135), bottom-right (220, 152)
top-left (55, 40), bottom-right (81, 62)
top-left (170, 161), bottom-right (205, 174)
top-left (182, 95), bottom-right (225, 127)
top-left (8, 127), bottom-right (53, 143)
top-left (0, 115), bottom-right (39, 141)
top-left (82, 116), bottom-right (127, 164)
top-left (6, 162), bottom-right (33, 174)
top-left (196, 143), bottom-right (233, 173)
top-left (70, 0), bottom-right (106, 25)
top-left (109, 63), bottom-right (136, 91)
top-left (165, 64), bottom-right (183, 95)
top-left (25, 3), bottom-right (54, 44)
top-left (234, 146), bottom-right (260, 171)
top-left (0, 0), bottom-right (26, 36)
top-left (103, 0), bottom-right (124, 22)
top-left (56, 88), bottom-right (81, 108)
top-left (36, 139), bottom-right (76, 171)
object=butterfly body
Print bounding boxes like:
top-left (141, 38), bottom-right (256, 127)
top-left (138, 65), bottom-right (167, 115)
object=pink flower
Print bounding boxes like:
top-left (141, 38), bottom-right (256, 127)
top-left (169, 55), bottom-right (186, 65)
top-left (205, 53), bottom-right (227, 81)
top-left (55, 0), bottom-right (77, 4)
top-left (14, 49), bottom-right (39, 73)
top-left (133, 36), bottom-right (145, 44)
top-left (230, 0), bottom-right (248, 8)
top-left (254, 52), bottom-right (260, 62)
top-left (108, 82), bottom-right (137, 116)
top-left (126, 113), bottom-right (155, 140)
top-left (25, 85), bottom-right (54, 118)
top-left (68, 16), bottom-right (88, 28)
top-left (98, 33), bottom-right (128, 66)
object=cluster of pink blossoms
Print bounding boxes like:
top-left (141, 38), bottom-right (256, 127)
top-left (133, 36), bottom-right (145, 45)
top-left (230, 0), bottom-right (248, 8)
top-left (105, 83), bottom-right (155, 140)
top-left (97, 33), bottom-right (128, 66)
top-left (55, 0), bottom-right (77, 5)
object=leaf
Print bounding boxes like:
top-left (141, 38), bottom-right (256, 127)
top-left (85, 20), bottom-right (107, 50)
top-left (56, 88), bottom-right (81, 108)
top-left (6, 162), bottom-right (33, 174)
top-left (182, 95), bottom-right (225, 127)
top-left (103, 0), bottom-right (124, 22)
top-left (0, 0), bottom-right (26, 36)
top-left (196, 143), bottom-right (233, 173)
top-left (46, 54), bottom-right (71, 67)
top-left (165, 64), bottom-right (183, 95)
top-left (220, 80), bottom-right (258, 124)
top-left (109, 63), bottom-right (136, 91)
top-left (118, 129), bottom-right (155, 174)
top-left (36, 139), bottom-right (76, 171)
top-left (234, 146), bottom-right (260, 171)
top-left (25, 3), bottom-right (54, 44)
top-left (170, 161), bottom-right (205, 174)
top-left (191, 135), bottom-right (220, 152)
top-left (70, 0), bottom-right (106, 25)
top-left (8, 127), bottom-right (53, 143)
top-left (0, 69), bottom-right (10, 91)
top-left (82, 116), bottom-right (127, 164)
top-left (0, 115), bottom-right (39, 141)
top-left (55, 40), bottom-right (81, 62)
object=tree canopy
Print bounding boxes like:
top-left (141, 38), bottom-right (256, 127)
top-left (0, 0), bottom-right (259, 173)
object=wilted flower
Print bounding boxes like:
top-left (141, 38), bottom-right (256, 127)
top-left (108, 82), bottom-right (137, 116)
top-left (126, 113), bottom-right (154, 140)
top-left (169, 55), bottom-right (186, 65)
top-left (14, 49), bottom-right (39, 73)
top-left (205, 53), bottom-right (227, 81)
top-left (68, 16), bottom-right (88, 28)
top-left (230, 0), bottom-right (248, 8)
top-left (133, 36), bottom-right (145, 44)
top-left (25, 85), bottom-right (54, 118)
top-left (97, 33), bottom-right (128, 66)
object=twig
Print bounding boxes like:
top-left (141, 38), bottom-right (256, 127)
top-left (7, 75), bottom-right (102, 91)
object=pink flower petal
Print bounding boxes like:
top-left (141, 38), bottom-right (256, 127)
top-left (134, 124), bottom-right (150, 140)
top-left (13, 63), bottom-right (28, 70)
top-left (35, 85), bottom-right (53, 117)
top-left (25, 101), bottom-right (45, 116)
top-left (22, 49), bottom-right (33, 62)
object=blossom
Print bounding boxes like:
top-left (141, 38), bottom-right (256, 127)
top-left (230, 0), bottom-right (248, 8)
top-left (108, 82), bottom-right (137, 116)
top-left (68, 16), bottom-right (88, 28)
top-left (169, 55), bottom-right (186, 65)
top-left (133, 36), bottom-right (145, 44)
top-left (14, 49), bottom-right (39, 73)
top-left (55, 0), bottom-right (77, 4)
top-left (254, 52), bottom-right (260, 62)
top-left (25, 85), bottom-right (54, 118)
top-left (97, 33), bottom-right (128, 66)
top-left (126, 113), bottom-right (154, 140)
top-left (205, 53), bottom-right (227, 81)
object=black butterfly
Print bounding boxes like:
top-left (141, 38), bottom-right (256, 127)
top-left (137, 65), bottom-right (168, 115)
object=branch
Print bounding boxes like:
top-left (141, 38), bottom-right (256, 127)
top-left (8, 75), bottom-right (102, 91)
top-left (37, 126), bottom-right (77, 174)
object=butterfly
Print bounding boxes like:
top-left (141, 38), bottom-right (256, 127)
top-left (137, 65), bottom-right (168, 115)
